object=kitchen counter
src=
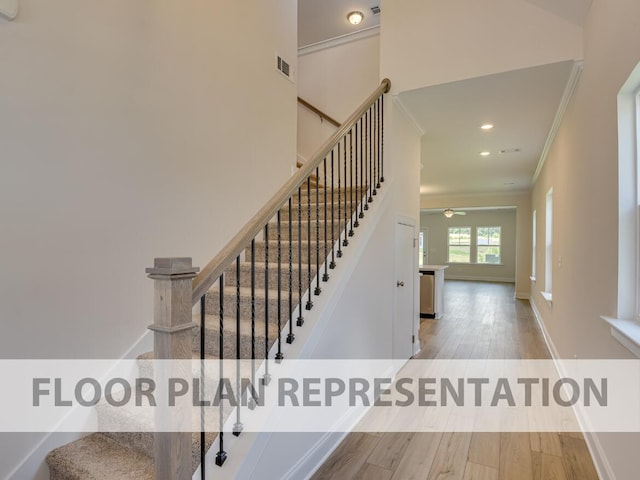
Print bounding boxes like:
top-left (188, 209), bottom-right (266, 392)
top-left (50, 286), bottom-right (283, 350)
top-left (419, 265), bottom-right (447, 319)
top-left (420, 265), bottom-right (449, 272)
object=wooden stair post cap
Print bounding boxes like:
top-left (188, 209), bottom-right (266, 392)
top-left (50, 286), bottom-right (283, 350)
top-left (146, 257), bottom-right (200, 276)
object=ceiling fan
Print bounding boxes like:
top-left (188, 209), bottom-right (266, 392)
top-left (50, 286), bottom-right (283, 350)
top-left (443, 208), bottom-right (466, 218)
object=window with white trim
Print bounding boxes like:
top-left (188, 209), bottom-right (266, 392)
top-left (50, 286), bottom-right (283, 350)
top-left (447, 227), bottom-right (471, 263)
top-left (476, 226), bottom-right (501, 264)
top-left (544, 188), bottom-right (553, 297)
top-left (602, 62), bottom-right (640, 358)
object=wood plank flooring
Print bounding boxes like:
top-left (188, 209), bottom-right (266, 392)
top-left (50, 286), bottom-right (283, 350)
top-left (311, 281), bottom-right (599, 480)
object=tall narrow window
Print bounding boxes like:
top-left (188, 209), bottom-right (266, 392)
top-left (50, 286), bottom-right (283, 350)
top-left (532, 210), bottom-right (537, 279)
top-left (448, 227), bottom-right (471, 263)
top-left (545, 188), bottom-right (553, 297)
top-left (476, 227), bottom-right (501, 264)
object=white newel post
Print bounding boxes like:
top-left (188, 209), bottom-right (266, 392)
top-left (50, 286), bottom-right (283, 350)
top-left (147, 258), bottom-right (199, 480)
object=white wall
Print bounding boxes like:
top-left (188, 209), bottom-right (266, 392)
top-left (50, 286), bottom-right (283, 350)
top-left (529, 1), bottom-right (640, 478)
top-left (0, 0), bottom-right (296, 477)
top-left (297, 34), bottom-right (380, 161)
top-left (421, 193), bottom-right (531, 299)
top-left (421, 209), bottom-right (517, 283)
top-left (380, 0), bottom-right (583, 92)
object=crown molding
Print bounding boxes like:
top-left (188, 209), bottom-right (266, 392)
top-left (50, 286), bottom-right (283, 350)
top-left (298, 26), bottom-right (380, 57)
top-left (532, 60), bottom-right (584, 183)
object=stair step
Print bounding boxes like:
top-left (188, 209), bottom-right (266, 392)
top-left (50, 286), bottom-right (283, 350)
top-left (247, 239), bottom-right (347, 264)
top-left (266, 219), bottom-right (344, 241)
top-left (224, 261), bottom-right (314, 291)
top-left (279, 202), bottom-right (352, 221)
top-left (205, 285), bottom-right (297, 321)
top-left (194, 314), bottom-right (279, 358)
top-left (47, 433), bottom-right (154, 480)
top-left (292, 184), bottom-right (368, 204)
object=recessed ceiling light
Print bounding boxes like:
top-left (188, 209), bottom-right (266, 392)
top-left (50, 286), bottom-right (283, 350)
top-left (480, 151), bottom-right (491, 156)
top-left (481, 124), bottom-right (494, 130)
top-left (347, 11), bottom-right (364, 25)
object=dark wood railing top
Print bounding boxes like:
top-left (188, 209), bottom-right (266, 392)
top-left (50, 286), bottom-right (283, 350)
top-left (297, 97), bottom-right (341, 128)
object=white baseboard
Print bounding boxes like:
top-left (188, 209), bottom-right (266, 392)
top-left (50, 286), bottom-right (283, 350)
top-left (281, 431), bottom-right (348, 480)
top-left (528, 298), bottom-right (616, 480)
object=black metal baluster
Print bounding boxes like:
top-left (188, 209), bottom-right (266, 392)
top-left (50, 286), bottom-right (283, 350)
top-left (343, 135), bottom-right (350, 245)
top-left (297, 187), bottom-right (304, 325)
top-left (363, 110), bottom-right (369, 211)
top-left (349, 130), bottom-right (354, 237)
top-left (330, 150), bottom-right (336, 269)
top-left (233, 257), bottom-right (242, 436)
top-left (354, 123), bottom-right (360, 228)
top-left (262, 224), bottom-right (271, 385)
top-left (249, 239), bottom-right (257, 409)
top-left (314, 166), bottom-right (322, 296)
top-left (373, 99), bottom-right (379, 195)
top-left (287, 197), bottom-right (295, 343)
top-left (322, 158), bottom-right (329, 280)
top-left (380, 95), bottom-right (385, 183)
top-left (376, 97), bottom-right (382, 188)
top-left (200, 295), bottom-right (206, 480)
top-left (215, 274), bottom-right (227, 466)
top-left (359, 115), bottom-right (365, 218)
top-left (368, 106), bottom-right (374, 203)
top-left (337, 141), bottom-right (344, 255)
top-left (305, 177), bottom-right (313, 310)
top-left (275, 211), bottom-right (284, 361)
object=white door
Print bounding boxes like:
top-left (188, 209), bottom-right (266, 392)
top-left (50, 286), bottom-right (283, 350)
top-left (393, 220), bottom-right (416, 359)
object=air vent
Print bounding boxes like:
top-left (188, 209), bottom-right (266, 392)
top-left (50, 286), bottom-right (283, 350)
top-left (371, 6), bottom-right (380, 14)
top-left (277, 56), bottom-right (289, 77)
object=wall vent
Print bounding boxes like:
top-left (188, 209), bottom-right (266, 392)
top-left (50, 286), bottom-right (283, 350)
top-left (371, 6), bottom-right (380, 14)
top-left (276, 54), bottom-right (294, 83)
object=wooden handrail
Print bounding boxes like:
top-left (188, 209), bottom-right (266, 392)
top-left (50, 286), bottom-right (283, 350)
top-left (192, 78), bottom-right (391, 304)
top-left (297, 97), bottom-right (341, 128)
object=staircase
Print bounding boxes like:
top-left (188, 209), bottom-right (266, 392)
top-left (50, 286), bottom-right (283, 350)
top-left (46, 79), bottom-right (390, 480)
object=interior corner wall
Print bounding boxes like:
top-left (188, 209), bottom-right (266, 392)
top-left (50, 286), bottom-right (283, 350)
top-left (529, 1), bottom-right (640, 478)
top-left (420, 209), bottom-right (517, 283)
top-left (297, 34), bottom-right (380, 160)
top-left (421, 193), bottom-right (531, 299)
top-left (380, 0), bottom-right (583, 92)
top-left (0, 0), bottom-right (296, 477)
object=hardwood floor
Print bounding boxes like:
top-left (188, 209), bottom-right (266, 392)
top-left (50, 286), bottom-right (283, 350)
top-left (311, 281), bottom-right (599, 480)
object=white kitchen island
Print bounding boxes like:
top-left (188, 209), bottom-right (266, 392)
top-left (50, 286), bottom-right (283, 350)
top-left (419, 265), bottom-right (448, 319)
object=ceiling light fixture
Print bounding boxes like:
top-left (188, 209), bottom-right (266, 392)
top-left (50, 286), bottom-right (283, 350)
top-left (444, 208), bottom-right (455, 218)
top-left (480, 151), bottom-right (491, 156)
top-left (481, 124), bottom-right (494, 130)
top-left (347, 11), bottom-right (364, 25)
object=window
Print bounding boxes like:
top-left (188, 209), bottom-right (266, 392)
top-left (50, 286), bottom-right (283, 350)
top-left (544, 188), bottom-right (553, 298)
top-left (601, 61), bottom-right (640, 358)
top-left (476, 226), bottom-right (501, 264)
top-left (448, 227), bottom-right (471, 263)
top-left (532, 210), bottom-right (537, 279)
top-left (419, 229), bottom-right (428, 267)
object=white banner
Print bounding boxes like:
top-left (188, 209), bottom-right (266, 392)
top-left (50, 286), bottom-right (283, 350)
top-left (1, 359), bottom-right (638, 433)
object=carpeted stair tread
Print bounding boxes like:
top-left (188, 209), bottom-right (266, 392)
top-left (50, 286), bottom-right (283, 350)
top-left (47, 433), bottom-right (153, 480)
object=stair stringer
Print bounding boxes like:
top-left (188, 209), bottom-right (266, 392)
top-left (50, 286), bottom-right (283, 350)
top-left (199, 181), bottom-right (396, 480)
